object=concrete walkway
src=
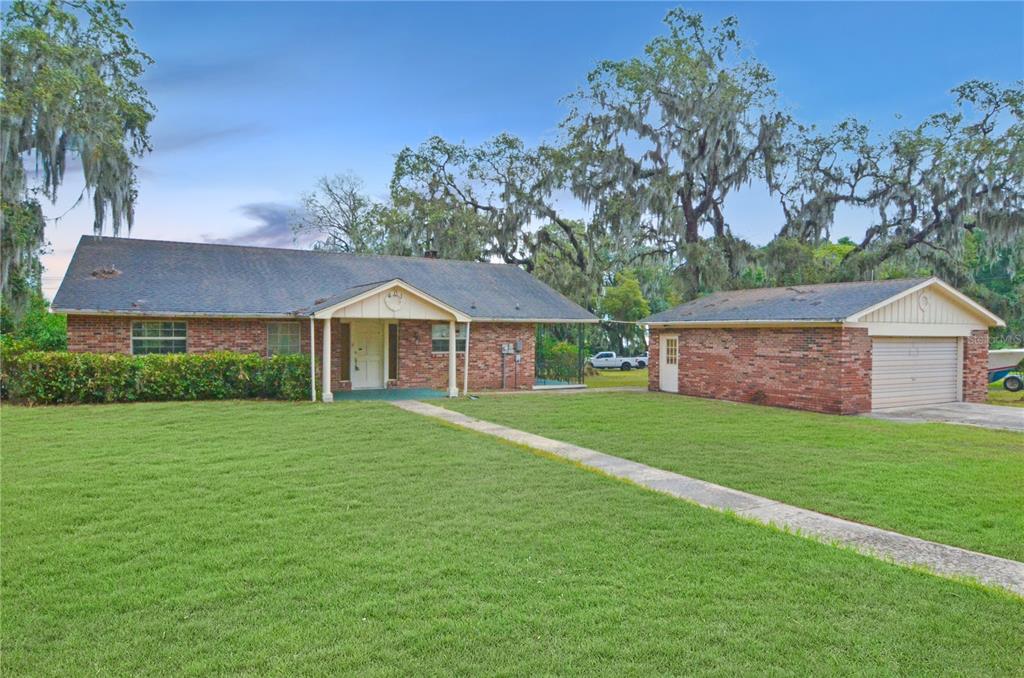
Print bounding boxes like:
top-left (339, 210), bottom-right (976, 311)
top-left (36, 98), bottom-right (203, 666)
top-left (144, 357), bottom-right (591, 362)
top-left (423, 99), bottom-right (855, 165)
top-left (392, 399), bottom-right (1024, 597)
top-left (866, 402), bottom-right (1023, 432)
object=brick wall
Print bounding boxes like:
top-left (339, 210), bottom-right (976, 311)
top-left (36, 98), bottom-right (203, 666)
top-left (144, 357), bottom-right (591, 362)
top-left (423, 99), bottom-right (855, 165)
top-left (653, 326), bottom-right (872, 415)
top-left (647, 328), bottom-right (660, 391)
top-left (67, 315), bottom-right (134, 354)
top-left (394, 320), bottom-right (535, 391)
top-left (68, 315), bottom-right (276, 355)
top-left (962, 329), bottom-right (989, 403)
top-left (836, 327), bottom-right (872, 414)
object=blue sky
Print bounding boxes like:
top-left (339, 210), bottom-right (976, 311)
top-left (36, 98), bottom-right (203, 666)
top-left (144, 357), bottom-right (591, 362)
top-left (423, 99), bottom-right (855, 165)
top-left (40, 1), bottom-right (1024, 296)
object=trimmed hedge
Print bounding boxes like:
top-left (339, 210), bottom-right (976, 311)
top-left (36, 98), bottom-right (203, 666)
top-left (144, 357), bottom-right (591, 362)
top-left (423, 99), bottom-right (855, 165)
top-left (1, 349), bottom-right (312, 404)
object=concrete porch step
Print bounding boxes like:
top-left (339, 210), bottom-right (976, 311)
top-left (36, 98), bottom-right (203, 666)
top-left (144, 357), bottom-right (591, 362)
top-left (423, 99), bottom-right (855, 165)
top-left (332, 388), bottom-right (447, 401)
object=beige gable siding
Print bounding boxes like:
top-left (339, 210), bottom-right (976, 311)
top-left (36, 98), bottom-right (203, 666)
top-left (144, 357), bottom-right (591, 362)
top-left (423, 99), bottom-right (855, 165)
top-left (331, 287), bottom-right (454, 320)
top-left (854, 285), bottom-right (988, 337)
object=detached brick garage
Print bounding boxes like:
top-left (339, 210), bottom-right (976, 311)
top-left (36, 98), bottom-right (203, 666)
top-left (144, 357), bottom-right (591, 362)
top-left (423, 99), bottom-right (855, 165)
top-left (644, 278), bottom-right (1004, 414)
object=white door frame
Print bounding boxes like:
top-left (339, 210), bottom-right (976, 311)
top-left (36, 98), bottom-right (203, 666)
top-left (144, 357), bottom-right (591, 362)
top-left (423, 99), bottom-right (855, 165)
top-left (956, 336), bottom-right (964, 402)
top-left (350, 320), bottom-right (385, 389)
top-left (659, 333), bottom-right (679, 393)
top-left (383, 320), bottom-right (397, 384)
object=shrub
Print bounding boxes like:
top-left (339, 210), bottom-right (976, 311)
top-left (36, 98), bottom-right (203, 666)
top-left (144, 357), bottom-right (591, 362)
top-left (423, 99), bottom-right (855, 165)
top-left (0, 292), bottom-right (68, 351)
top-left (2, 350), bottom-right (312, 405)
top-left (537, 340), bottom-right (582, 383)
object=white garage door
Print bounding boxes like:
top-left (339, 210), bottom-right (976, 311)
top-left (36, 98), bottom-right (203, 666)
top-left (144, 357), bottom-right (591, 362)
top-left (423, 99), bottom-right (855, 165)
top-left (872, 337), bottom-right (959, 410)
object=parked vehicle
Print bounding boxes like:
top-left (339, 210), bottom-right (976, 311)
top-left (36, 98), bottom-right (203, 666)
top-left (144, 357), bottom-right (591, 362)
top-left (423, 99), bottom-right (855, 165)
top-left (588, 351), bottom-right (647, 371)
top-left (988, 348), bottom-right (1024, 392)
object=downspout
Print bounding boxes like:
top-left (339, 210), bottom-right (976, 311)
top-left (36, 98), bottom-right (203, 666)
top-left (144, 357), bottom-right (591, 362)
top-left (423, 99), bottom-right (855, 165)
top-left (309, 315), bottom-right (316, 402)
top-left (463, 321), bottom-right (471, 396)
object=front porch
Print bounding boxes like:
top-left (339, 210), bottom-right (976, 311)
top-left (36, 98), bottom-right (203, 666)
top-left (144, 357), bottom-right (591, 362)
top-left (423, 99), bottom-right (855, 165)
top-left (308, 279), bottom-right (478, 402)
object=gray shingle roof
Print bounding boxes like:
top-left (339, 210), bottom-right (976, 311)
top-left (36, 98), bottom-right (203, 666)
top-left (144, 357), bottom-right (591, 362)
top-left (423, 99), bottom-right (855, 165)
top-left (643, 278), bottom-right (929, 324)
top-left (53, 236), bottom-right (597, 322)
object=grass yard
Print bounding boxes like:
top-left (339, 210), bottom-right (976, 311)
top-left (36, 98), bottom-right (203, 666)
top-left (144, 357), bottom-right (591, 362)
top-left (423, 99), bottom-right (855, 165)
top-left (445, 392), bottom-right (1024, 561)
top-left (3, 401), bottom-right (1022, 675)
top-left (584, 367), bottom-right (648, 388)
top-left (989, 380), bottom-right (1024, 407)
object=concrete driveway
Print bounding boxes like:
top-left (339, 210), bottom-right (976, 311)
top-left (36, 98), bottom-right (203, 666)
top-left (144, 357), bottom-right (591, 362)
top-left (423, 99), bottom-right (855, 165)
top-left (865, 402), bottom-right (1023, 432)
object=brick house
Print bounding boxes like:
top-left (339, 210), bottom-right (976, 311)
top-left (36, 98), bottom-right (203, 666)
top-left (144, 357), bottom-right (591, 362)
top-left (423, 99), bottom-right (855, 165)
top-left (53, 237), bottom-right (596, 400)
top-left (643, 278), bottom-right (1004, 414)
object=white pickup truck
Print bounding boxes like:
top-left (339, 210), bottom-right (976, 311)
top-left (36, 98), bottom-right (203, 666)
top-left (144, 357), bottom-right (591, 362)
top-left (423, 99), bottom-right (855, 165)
top-left (588, 351), bottom-right (648, 371)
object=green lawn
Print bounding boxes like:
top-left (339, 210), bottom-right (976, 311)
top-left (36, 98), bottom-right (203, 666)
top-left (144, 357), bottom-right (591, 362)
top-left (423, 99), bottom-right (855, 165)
top-left (445, 392), bottom-right (1024, 561)
top-left (3, 401), bottom-right (1022, 675)
top-left (585, 367), bottom-right (648, 388)
top-left (989, 380), bottom-right (1024, 407)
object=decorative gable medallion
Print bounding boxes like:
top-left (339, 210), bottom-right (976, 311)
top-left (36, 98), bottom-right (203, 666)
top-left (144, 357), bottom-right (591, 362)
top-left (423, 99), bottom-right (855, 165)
top-left (384, 289), bottom-right (404, 311)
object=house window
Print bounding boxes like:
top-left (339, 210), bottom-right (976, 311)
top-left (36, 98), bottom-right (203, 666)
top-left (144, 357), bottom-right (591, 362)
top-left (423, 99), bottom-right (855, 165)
top-left (431, 323), bottom-right (466, 353)
top-left (388, 323), bottom-right (399, 379)
top-left (132, 321), bottom-right (187, 355)
top-left (665, 337), bottom-right (678, 365)
top-left (267, 322), bottom-right (301, 355)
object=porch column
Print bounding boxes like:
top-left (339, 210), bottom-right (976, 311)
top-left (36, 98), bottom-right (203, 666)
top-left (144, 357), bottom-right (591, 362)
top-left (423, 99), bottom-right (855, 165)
top-left (462, 322), bottom-right (471, 396)
top-left (447, 319), bottom-right (458, 398)
top-left (321, 317), bottom-right (333, 402)
top-left (309, 316), bottom-right (316, 402)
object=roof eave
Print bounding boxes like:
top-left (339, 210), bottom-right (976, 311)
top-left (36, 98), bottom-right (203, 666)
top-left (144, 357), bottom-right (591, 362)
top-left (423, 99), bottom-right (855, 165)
top-left (468, 317), bottom-right (600, 324)
top-left (643, 319), bottom-right (844, 327)
top-left (52, 307), bottom-right (598, 324)
top-left (50, 308), bottom-right (303, 319)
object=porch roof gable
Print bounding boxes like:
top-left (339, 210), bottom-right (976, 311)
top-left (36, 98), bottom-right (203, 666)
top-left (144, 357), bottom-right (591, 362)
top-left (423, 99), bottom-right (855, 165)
top-left (308, 279), bottom-right (471, 321)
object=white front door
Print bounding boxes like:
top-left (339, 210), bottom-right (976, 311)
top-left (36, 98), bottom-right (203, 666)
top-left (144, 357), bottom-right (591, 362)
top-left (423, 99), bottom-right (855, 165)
top-left (659, 334), bottom-right (679, 393)
top-left (351, 321), bottom-right (384, 389)
top-left (872, 337), bottom-right (959, 409)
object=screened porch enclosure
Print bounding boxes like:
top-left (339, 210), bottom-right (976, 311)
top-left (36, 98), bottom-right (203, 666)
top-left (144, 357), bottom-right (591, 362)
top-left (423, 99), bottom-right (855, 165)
top-left (534, 323), bottom-right (586, 386)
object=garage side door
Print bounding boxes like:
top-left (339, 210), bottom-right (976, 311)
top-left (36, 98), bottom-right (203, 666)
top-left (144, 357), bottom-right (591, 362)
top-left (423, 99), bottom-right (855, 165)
top-left (872, 337), bottom-right (959, 410)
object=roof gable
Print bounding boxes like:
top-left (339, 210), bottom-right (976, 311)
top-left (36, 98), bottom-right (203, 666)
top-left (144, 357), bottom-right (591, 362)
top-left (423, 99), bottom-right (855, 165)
top-left (846, 278), bottom-right (1004, 326)
top-left (310, 279), bottom-right (470, 321)
top-left (52, 236), bottom-right (596, 322)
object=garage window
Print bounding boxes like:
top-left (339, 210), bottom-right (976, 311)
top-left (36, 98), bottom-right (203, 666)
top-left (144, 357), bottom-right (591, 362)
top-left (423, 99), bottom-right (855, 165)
top-left (665, 337), bottom-right (678, 365)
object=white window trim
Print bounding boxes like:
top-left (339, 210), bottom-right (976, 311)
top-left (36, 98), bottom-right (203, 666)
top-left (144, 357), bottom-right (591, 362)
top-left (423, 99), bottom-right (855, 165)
top-left (131, 320), bottom-right (188, 355)
top-left (431, 323), bottom-right (467, 354)
top-left (267, 321), bottom-right (302, 356)
top-left (665, 337), bottom-right (678, 365)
